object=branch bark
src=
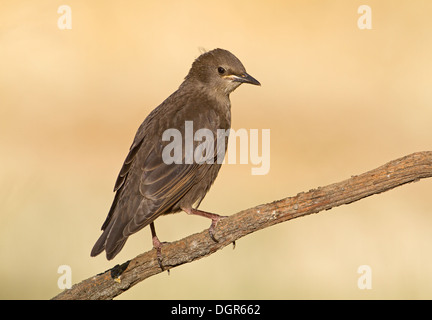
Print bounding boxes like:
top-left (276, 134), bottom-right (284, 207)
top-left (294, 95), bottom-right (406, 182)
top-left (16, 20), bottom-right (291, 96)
top-left (52, 151), bottom-right (432, 300)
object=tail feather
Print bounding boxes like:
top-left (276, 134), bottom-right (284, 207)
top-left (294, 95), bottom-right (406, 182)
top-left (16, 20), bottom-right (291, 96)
top-left (105, 238), bottom-right (128, 260)
top-left (90, 232), bottom-right (107, 257)
top-left (91, 196), bottom-right (155, 260)
top-left (90, 218), bottom-right (129, 260)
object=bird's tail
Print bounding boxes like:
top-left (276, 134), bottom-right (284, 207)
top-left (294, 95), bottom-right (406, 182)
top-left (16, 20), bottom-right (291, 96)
top-left (90, 221), bottom-right (128, 260)
top-left (90, 231), bottom-right (108, 258)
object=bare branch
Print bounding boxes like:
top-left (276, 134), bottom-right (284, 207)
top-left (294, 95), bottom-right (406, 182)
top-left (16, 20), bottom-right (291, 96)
top-left (52, 151), bottom-right (432, 300)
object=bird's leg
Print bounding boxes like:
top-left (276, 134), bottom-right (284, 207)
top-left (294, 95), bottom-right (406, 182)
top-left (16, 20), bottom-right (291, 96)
top-left (182, 207), bottom-right (227, 242)
top-left (150, 222), bottom-right (166, 271)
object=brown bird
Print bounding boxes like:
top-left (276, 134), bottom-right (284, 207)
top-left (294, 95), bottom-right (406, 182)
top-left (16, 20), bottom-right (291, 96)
top-left (91, 48), bottom-right (260, 263)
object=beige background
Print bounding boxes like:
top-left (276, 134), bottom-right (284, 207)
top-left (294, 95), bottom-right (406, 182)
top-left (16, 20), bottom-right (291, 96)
top-left (1, 0), bottom-right (432, 299)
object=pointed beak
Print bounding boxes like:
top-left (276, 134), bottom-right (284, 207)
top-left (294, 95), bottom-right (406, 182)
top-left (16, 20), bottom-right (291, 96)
top-left (226, 72), bottom-right (261, 86)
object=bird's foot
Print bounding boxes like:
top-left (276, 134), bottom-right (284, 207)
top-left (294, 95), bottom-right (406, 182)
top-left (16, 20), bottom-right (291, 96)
top-left (150, 222), bottom-right (169, 272)
top-left (152, 235), bottom-right (168, 271)
top-left (182, 207), bottom-right (228, 242)
top-left (208, 214), bottom-right (228, 242)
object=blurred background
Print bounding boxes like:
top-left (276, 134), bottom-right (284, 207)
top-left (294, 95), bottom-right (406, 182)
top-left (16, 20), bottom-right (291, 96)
top-left (1, 0), bottom-right (432, 299)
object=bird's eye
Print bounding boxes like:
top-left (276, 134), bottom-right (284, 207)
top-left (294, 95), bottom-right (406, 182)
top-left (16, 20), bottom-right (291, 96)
top-left (217, 67), bottom-right (226, 75)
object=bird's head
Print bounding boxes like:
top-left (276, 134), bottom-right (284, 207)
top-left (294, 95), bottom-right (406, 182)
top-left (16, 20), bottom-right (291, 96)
top-left (184, 48), bottom-right (260, 95)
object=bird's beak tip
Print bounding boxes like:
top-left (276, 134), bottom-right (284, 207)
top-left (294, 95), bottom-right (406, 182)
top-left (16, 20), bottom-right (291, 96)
top-left (242, 72), bottom-right (261, 86)
top-left (229, 73), bottom-right (260, 86)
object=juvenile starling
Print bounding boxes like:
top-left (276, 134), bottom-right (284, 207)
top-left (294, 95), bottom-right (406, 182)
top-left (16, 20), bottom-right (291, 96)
top-left (91, 48), bottom-right (260, 262)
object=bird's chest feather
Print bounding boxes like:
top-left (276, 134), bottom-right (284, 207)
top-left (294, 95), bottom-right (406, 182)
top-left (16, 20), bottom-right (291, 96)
top-left (174, 92), bottom-right (231, 132)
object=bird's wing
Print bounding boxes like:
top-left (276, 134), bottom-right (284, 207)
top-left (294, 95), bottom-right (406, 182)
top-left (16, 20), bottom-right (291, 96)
top-left (121, 131), bottom-right (215, 236)
top-left (136, 106), bottom-right (229, 224)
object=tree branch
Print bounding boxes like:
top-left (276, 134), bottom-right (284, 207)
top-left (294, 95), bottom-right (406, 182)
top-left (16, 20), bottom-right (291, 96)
top-left (52, 151), bottom-right (432, 300)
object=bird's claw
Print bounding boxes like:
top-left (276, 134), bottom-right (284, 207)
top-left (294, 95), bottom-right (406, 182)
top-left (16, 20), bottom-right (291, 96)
top-left (152, 237), bottom-right (168, 271)
top-left (208, 215), bottom-right (228, 242)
